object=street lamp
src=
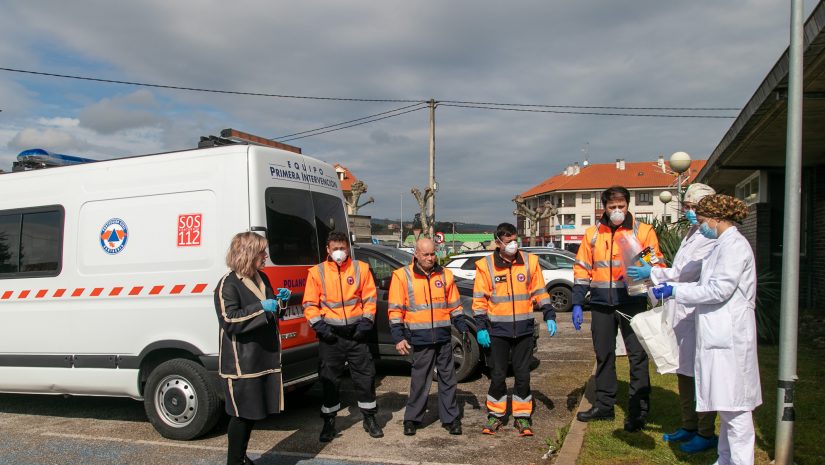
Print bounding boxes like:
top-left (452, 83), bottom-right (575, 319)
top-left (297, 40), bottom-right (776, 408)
top-left (669, 151), bottom-right (692, 212)
top-left (659, 190), bottom-right (672, 223)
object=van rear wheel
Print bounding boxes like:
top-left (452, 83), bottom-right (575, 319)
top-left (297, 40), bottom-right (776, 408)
top-left (144, 358), bottom-right (221, 440)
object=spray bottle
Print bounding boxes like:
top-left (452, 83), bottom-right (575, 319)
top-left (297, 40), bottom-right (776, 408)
top-left (614, 230), bottom-right (658, 296)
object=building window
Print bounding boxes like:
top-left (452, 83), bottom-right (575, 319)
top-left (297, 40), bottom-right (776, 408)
top-left (560, 214), bottom-right (576, 225)
top-left (636, 191), bottom-right (653, 206)
top-left (736, 171), bottom-right (761, 205)
top-left (581, 215), bottom-right (591, 226)
top-left (663, 215), bottom-right (672, 224)
top-left (562, 193), bottom-right (576, 207)
top-left (635, 212), bottom-right (653, 224)
top-left (581, 193), bottom-right (591, 204)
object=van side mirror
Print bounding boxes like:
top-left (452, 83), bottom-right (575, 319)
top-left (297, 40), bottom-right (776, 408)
top-left (377, 277), bottom-right (391, 290)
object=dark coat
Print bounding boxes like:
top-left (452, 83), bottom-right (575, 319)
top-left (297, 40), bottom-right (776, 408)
top-left (214, 271), bottom-right (280, 378)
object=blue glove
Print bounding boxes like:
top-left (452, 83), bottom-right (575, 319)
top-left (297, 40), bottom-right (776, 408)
top-left (652, 283), bottom-right (674, 300)
top-left (572, 305), bottom-right (583, 331)
top-left (261, 299), bottom-right (279, 312)
top-left (476, 329), bottom-right (491, 348)
top-left (627, 261), bottom-right (652, 280)
top-left (546, 320), bottom-right (557, 337)
top-left (276, 287), bottom-right (291, 303)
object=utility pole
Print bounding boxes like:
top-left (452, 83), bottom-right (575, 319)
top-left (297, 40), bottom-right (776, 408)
top-left (427, 99), bottom-right (437, 238)
top-left (775, 1), bottom-right (803, 463)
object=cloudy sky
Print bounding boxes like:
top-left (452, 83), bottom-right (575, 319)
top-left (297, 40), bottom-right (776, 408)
top-left (0, 1), bottom-right (816, 224)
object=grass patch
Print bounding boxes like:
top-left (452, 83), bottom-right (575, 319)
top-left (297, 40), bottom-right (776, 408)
top-left (577, 330), bottom-right (825, 464)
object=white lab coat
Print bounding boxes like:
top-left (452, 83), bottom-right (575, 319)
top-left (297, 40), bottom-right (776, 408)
top-left (673, 226), bottom-right (761, 412)
top-left (650, 226), bottom-right (716, 376)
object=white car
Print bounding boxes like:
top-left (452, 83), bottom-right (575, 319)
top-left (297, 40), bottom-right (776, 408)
top-left (443, 250), bottom-right (574, 312)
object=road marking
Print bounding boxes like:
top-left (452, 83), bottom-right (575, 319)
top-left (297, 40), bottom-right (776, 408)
top-left (41, 432), bottom-right (474, 465)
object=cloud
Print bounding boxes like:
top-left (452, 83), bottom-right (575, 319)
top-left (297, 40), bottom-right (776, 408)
top-left (78, 90), bottom-right (164, 134)
top-left (7, 127), bottom-right (91, 153)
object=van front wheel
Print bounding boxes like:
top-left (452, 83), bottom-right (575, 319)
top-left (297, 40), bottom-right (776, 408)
top-left (144, 358), bottom-right (221, 440)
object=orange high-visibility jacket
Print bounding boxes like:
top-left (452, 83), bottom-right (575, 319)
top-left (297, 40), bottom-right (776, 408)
top-left (472, 250), bottom-right (553, 338)
top-left (303, 257), bottom-right (377, 327)
top-left (387, 262), bottom-right (462, 346)
top-left (572, 213), bottom-right (663, 307)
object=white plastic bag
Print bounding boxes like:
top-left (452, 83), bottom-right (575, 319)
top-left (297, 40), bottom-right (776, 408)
top-left (618, 307), bottom-right (679, 374)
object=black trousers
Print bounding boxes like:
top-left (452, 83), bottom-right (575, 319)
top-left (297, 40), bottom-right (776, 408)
top-left (405, 341), bottom-right (459, 424)
top-left (226, 416), bottom-right (254, 465)
top-left (590, 303), bottom-right (650, 419)
top-left (318, 335), bottom-right (377, 417)
top-left (487, 334), bottom-right (534, 417)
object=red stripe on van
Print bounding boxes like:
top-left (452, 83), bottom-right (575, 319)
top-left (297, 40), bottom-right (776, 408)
top-left (109, 287), bottom-right (123, 296)
top-left (2, 291), bottom-right (13, 299)
top-left (71, 288), bottom-right (85, 297)
top-left (18, 290), bottom-right (31, 299)
top-left (35, 289), bottom-right (48, 298)
top-left (170, 284), bottom-right (185, 294)
top-left (149, 286), bottom-right (164, 295)
top-left (90, 288), bottom-right (104, 297)
top-left (191, 283), bottom-right (208, 293)
top-left (53, 289), bottom-right (66, 297)
top-left (129, 286), bottom-right (143, 296)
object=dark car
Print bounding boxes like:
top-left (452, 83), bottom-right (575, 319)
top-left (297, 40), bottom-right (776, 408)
top-left (352, 243), bottom-right (538, 382)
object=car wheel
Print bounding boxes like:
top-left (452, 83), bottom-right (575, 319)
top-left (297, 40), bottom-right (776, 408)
top-left (143, 358), bottom-right (221, 440)
top-left (548, 285), bottom-right (573, 312)
top-left (452, 328), bottom-right (480, 382)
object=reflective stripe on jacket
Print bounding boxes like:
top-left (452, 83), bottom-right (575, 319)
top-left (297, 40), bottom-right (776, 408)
top-left (472, 250), bottom-right (552, 338)
top-left (387, 262), bottom-right (462, 346)
top-left (572, 213), bottom-right (663, 307)
top-left (302, 257), bottom-right (377, 328)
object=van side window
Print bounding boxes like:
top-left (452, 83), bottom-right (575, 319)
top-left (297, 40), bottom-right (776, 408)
top-left (0, 206), bottom-right (63, 278)
top-left (265, 187), bottom-right (348, 266)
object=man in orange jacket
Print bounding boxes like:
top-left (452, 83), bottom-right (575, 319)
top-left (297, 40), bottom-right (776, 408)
top-left (473, 222), bottom-right (557, 437)
top-left (303, 231), bottom-right (382, 442)
top-left (572, 186), bottom-right (664, 433)
top-left (389, 237), bottom-right (467, 437)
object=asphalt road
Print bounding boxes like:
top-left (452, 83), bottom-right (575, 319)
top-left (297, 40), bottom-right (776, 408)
top-left (0, 315), bottom-right (594, 465)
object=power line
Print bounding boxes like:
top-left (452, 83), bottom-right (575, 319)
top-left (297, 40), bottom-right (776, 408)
top-left (439, 103), bottom-right (737, 119)
top-left (278, 106), bottom-right (428, 142)
top-left (440, 99), bottom-right (739, 111)
top-left (0, 67), bottom-right (422, 103)
top-left (271, 102), bottom-right (427, 139)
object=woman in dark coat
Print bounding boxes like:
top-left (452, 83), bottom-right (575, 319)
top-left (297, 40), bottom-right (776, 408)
top-left (214, 232), bottom-right (289, 465)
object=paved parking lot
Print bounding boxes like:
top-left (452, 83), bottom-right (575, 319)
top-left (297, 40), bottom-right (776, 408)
top-left (0, 315), bottom-right (594, 465)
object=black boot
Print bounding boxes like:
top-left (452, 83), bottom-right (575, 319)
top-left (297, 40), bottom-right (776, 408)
top-left (319, 417), bottom-right (336, 443)
top-left (363, 414), bottom-right (384, 438)
top-left (576, 406), bottom-right (615, 422)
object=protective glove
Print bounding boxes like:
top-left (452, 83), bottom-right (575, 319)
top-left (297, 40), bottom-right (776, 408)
top-left (651, 283), bottom-right (674, 300)
top-left (261, 299), bottom-right (279, 312)
top-left (476, 329), bottom-right (491, 348)
top-left (627, 261), bottom-right (652, 280)
top-left (353, 318), bottom-right (373, 342)
top-left (276, 287), bottom-right (291, 303)
top-left (546, 320), bottom-right (557, 337)
top-left (312, 320), bottom-right (338, 344)
top-left (572, 305), bottom-right (584, 331)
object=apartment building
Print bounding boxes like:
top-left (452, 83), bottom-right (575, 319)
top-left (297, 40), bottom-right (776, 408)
top-left (517, 157), bottom-right (706, 250)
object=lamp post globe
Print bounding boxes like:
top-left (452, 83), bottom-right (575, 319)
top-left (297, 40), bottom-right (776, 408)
top-left (659, 191), bottom-right (672, 204)
top-left (669, 151), bottom-right (692, 174)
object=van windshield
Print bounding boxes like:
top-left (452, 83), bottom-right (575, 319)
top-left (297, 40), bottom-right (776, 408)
top-left (265, 187), bottom-right (348, 265)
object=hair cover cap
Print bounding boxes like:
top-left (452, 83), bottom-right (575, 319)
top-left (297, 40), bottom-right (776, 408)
top-left (683, 183), bottom-right (716, 204)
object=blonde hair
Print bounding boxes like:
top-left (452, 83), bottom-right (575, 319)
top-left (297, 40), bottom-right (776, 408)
top-left (696, 194), bottom-right (749, 223)
top-left (225, 232), bottom-right (268, 278)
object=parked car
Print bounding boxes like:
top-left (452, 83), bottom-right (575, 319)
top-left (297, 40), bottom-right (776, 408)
top-left (350, 244), bottom-right (537, 381)
top-left (443, 250), bottom-right (574, 312)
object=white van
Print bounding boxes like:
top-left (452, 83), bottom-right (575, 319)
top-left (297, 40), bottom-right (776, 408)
top-left (0, 144), bottom-right (349, 439)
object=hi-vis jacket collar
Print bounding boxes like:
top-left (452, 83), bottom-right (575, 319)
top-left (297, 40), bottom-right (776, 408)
top-left (493, 248), bottom-right (525, 268)
top-left (412, 259), bottom-right (444, 277)
top-left (599, 211), bottom-right (634, 230)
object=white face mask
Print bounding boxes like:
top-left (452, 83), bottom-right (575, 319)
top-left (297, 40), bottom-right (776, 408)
top-left (330, 250), bottom-right (348, 264)
top-left (503, 240), bottom-right (519, 255)
top-left (609, 209), bottom-right (625, 225)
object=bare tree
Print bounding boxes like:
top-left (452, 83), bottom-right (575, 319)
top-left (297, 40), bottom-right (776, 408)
top-left (410, 187), bottom-right (433, 238)
top-left (512, 195), bottom-right (557, 246)
top-left (346, 180), bottom-right (374, 215)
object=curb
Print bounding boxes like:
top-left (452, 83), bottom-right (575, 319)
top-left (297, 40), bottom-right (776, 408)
top-left (552, 363), bottom-right (596, 465)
